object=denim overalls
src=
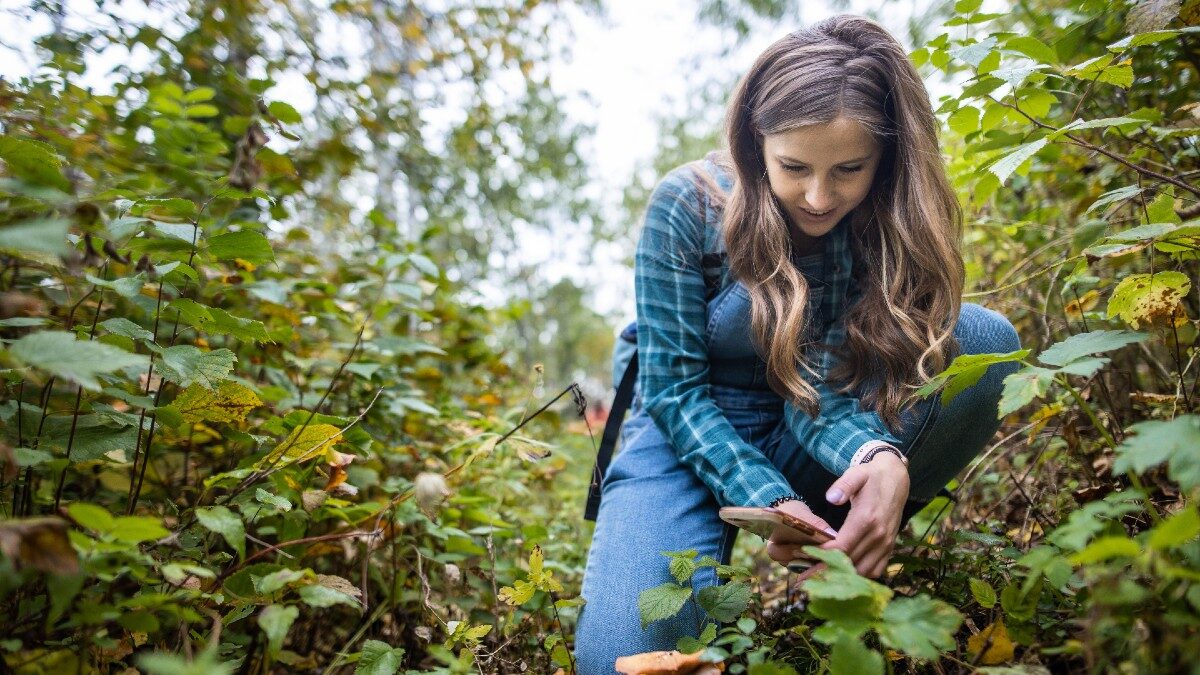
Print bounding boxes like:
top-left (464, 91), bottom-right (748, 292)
top-left (574, 260), bottom-right (1020, 673)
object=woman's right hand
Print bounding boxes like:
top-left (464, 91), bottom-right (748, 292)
top-left (763, 499), bottom-right (837, 568)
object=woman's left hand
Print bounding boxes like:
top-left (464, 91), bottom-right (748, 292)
top-left (819, 453), bottom-right (909, 578)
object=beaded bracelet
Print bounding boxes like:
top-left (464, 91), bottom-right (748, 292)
top-left (768, 495), bottom-right (802, 509)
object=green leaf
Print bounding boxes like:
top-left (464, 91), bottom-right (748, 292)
top-left (68, 502), bottom-right (116, 533)
top-left (677, 622), bottom-right (717, 654)
top-left (138, 648), bottom-right (235, 675)
top-left (748, 662), bottom-right (799, 675)
top-left (669, 555), bottom-right (698, 584)
top-left (948, 106), bottom-right (980, 135)
top-left (255, 488), bottom-right (292, 512)
top-left (1148, 506), bottom-right (1200, 551)
top-left (133, 198), bottom-right (197, 222)
top-left (195, 506), bottom-right (245, 559)
top-left (87, 273), bottom-right (146, 299)
top-left (1016, 89), bottom-right (1058, 117)
top-left (989, 138), bottom-right (1047, 184)
top-left (1004, 35), bottom-right (1058, 63)
top-left (257, 604), bottom-right (298, 657)
top-left (637, 582), bottom-right (692, 628)
top-left (1106, 272), bottom-right (1191, 329)
top-left (1147, 187), bottom-right (1181, 225)
top-left (109, 516), bottom-right (168, 543)
top-left (998, 366), bottom-right (1055, 417)
top-left (950, 37), bottom-right (998, 67)
top-left (696, 581), bottom-right (751, 622)
top-left (267, 101), bottom-right (302, 124)
top-left (917, 350), bottom-right (1028, 405)
top-left (969, 578), bottom-right (997, 608)
top-left (253, 569), bottom-right (307, 595)
top-left (155, 222), bottom-right (199, 243)
top-left (829, 635), bottom-right (883, 675)
top-left (8, 331), bottom-right (146, 391)
top-left (1070, 536), bottom-right (1141, 564)
top-left (877, 595), bottom-right (962, 659)
top-left (1038, 330), bottom-right (1148, 367)
top-left (157, 346), bottom-right (237, 389)
top-left (0, 136), bottom-right (69, 190)
top-left (1049, 116), bottom-right (1147, 140)
top-left (356, 640), bottom-right (404, 675)
top-left (1087, 185), bottom-right (1143, 214)
top-left (953, 0), bottom-right (983, 13)
top-left (208, 230), bottom-right (275, 265)
top-left (170, 300), bottom-right (270, 343)
top-left (298, 583), bottom-right (360, 608)
top-left (1108, 26), bottom-right (1200, 50)
top-left (101, 318), bottom-right (155, 343)
top-left (184, 104), bottom-right (219, 118)
top-left (1114, 416), bottom-right (1200, 490)
top-left (0, 218), bottom-right (71, 255)
top-left (66, 426), bottom-right (138, 462)
top-left (1000, 577), bottom-right (1042, 622)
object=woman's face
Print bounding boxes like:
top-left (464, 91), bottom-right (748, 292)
top-left (761, 117), bottom-right (883, 241)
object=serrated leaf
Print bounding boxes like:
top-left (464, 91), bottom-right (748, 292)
top-left (0, 218), bottom-right (71, 255)
top-left (157, 346), bottom-right (237, 389)
top-left (1087, 185), bottom-right (1143, 214)
top-left (257, 604), bottom-right (298, 657)
top-left (669, 555), bottom-right (698, 584)
top-left (696, 581), bottom-right (751, 622)
top-left (948, 106), bottom-right (980, 135)
top-left (637, 582), bottom-right (692, 628)
top-left (999, 366), bottom-right (1055, 417)
top-left (950, 37), bottom-right (998, 67)
top-left (969, 578), bottom-right (997, 608)
top-left (356, 640), bottom-right (404, 675)
top-left (989, 138), bottom-right (1047, 184)
top-left (66, 426), bottom-right (138, 462)
top-left (877, 595), bottom-right (962, 659)
top-left (253, 568), bottom-right (307, 595)
top-left (498, 579), bottom-right (536, 606)
top-left (1038, 330), bottom-right (1149, 366)
top-left (1147, 188), bottom-right (1181, 225)
top-left (1114, 416), bottom-right (1200, 490)
top-left (169, 381), bottom-right (262, 424)
top-left (1109, 26), bottom-right (1200, 50)
top-left (1107, 272), bottom-right (1191, 328)
top-left (101, 318), bottom-right (155, 342)
top-left (917, 350), bottom-right (1028, 404)
top-left (155, 222), bottom-right (199, 243)
top-left (9, 331), bottom-right (146, 391)
top-left (1125, 0), bottom-right (1184, 33)
top-left (208, 230), bottom-right (274, 265)
top-left (195, 505), bottom-right (245, 559)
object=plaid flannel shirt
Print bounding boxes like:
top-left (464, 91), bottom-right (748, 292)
top-left (635, 159), bottom-right (901, 508)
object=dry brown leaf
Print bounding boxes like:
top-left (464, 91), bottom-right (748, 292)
top-left (0, 517), bottom-right (80, 574)
top-left (614, 649), bottom-right (722, 675)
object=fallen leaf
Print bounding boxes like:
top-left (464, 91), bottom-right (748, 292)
top-left (0, 517), bottom-right (80, 574)
top-left (967, 617), bottom-right (1016, 665)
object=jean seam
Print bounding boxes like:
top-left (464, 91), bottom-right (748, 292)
top-left (704, 282), bottom-right (740, 340)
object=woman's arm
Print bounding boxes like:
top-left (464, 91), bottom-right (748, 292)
top-left (636, 166), bottom-right (795, 508)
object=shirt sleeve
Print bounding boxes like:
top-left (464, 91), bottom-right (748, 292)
top-left (783, 337), bottom-right (903, 477)
top-left (636, 167), bottom-right (796, 508)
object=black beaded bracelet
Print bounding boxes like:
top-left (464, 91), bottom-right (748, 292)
top-left (768, 495), bottom-right (802, 508)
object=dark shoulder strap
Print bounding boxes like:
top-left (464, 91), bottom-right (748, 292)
top-left (584, 351), bottom-right (638, 522)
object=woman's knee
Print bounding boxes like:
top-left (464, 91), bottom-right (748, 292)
top-left (956, 303), bottom-right (1021, 357)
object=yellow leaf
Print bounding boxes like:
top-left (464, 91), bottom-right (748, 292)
top-left (170, 380), bottom-right (262, 424)
top-left (967, 618), bottom-right (1015, 665)
top-left (498, 579), bottom-right (535, 606)
top-left (529, 545), bottom-right (544, 576)
top-left (260, 423), bottom-right (342, 468)
top-left (1064, 289), bottom-right (1098, 318)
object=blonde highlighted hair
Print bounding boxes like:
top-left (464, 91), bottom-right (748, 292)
top-left (694, 15), bottom-right (963, 426)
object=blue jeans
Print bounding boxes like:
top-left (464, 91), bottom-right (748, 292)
top-left (574, 303), bottom-right (1020, 674)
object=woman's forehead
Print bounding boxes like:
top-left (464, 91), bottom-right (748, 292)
top-left (762, 118), bottom-right (880, 163)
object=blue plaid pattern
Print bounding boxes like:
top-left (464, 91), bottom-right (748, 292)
top-left (634, 159), bottom-right (901, 508)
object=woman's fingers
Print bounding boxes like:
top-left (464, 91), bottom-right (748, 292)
top-left (825, 467), bottom-right (870, 506)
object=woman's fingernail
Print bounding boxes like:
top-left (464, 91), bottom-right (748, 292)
top-left (826, 488), bottom-right (844, 503)
top-left (824, 528), bottom-right (838, 538)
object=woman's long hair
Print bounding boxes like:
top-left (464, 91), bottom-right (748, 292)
top-left (695, 15), bottom-right (963, 427)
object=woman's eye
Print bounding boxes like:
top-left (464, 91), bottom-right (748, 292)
top-left (839, 165), bottom-right (864, 173)
top-left (782, 164), bottom-right (806, 173)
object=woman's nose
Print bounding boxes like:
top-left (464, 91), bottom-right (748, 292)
top-left (804, 181), bottom-right (834, 211)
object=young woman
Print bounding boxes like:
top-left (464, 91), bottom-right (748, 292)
top-left (574, 15), bottom-right (1021, 674)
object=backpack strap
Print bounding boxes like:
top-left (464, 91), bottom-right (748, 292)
top-left (585, 351), bottom-right (638, 522)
